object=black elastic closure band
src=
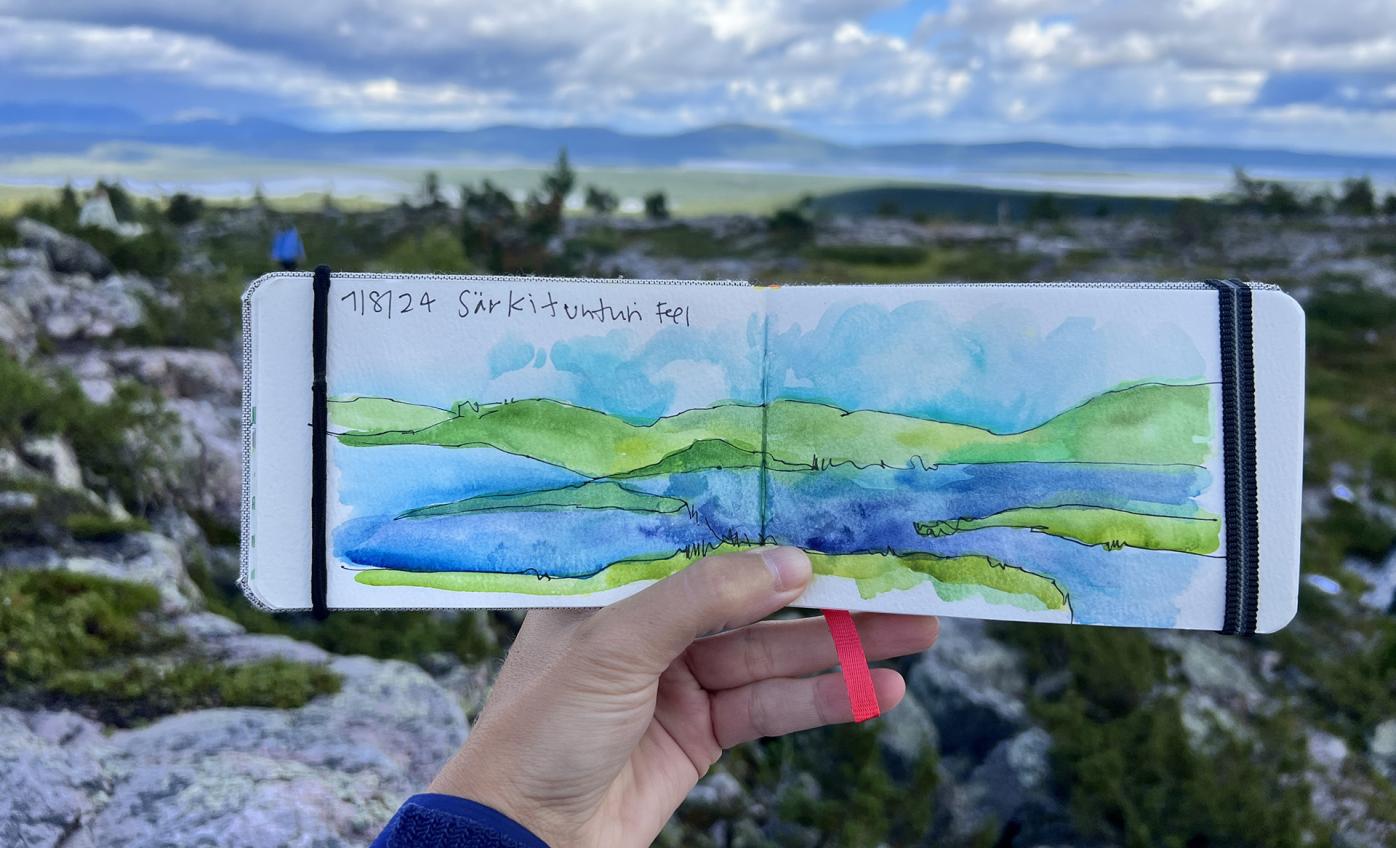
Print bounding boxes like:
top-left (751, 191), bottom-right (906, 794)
top-left (1206, 279), bottom-right (1260, 635)
top-left (310, 265), bottom-right (331, 620)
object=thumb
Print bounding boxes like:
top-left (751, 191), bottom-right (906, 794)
top-left (584, 547), bottom-right (812, 675)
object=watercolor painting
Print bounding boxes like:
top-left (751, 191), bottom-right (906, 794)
top-left (328, 297), bottom-right (1220, 627)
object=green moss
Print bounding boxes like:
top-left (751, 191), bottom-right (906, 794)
top-left (1, 570), bottom-right (169, 684)
top-left (65, 512), bottom-right (151, 542)
top-left (1, 570), bottom-right (340, 727)
top-left (49, 657), bottom-right (341, 727)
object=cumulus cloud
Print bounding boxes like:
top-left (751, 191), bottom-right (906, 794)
top-left (0, 0), bottom-right (1394, 149)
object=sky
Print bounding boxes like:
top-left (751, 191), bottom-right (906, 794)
top-left (2, 1), bottom-right (1395, 153)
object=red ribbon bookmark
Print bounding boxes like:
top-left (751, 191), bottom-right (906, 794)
top-left (820, 609), bottom-right (881, 722)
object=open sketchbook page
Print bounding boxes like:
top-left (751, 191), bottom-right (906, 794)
top-left (322, 278), bottom-right (767, 607)
top-left (762, 285), bottom-right (1226, 628)
top-left (244, 273), bottom-right (1302, 629)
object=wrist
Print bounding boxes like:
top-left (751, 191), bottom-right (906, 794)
top-left (429, 749), bottom-right (568, 846)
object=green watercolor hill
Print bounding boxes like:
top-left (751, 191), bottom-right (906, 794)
top-left (328, 396), bottom-right (453, 433)
top-left (916, 504), bottom-right (1221, 555)
top-left (334, 397), bottom-right (763, 477)
top-left (353, 543), bottom-right (1069, 612)
top-left (331, 382), bottom-right (1210, 477)
top-left (400, 481), bottom-right (687, 519)
top-left (611, 438), bottom-right (810, 479)
top-left (768, 382), bottom-right (1211, 468)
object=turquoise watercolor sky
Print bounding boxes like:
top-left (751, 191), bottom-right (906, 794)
top-left (467, 301), bottom-right (1205, 432)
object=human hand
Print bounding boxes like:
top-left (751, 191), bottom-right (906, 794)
top-left (428, 547), bottom-right (940, 847)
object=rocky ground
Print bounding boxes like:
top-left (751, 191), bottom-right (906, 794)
top-left (2, 206), bottom-right (1394, 847)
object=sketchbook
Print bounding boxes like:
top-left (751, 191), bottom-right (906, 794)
top-left (241, 272), bottom-right (1305, 633)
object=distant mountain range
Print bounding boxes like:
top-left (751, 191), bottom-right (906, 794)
top-left (4, 101), bottom-right (1395, 180)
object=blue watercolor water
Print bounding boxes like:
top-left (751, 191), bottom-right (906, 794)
top-left (333, 444), bottom-right (586, 516)
top-left (333, 446), bottom-right (1216, 626)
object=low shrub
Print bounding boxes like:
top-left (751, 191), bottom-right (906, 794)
top-left (0, 352), bottom-right (177, 512)
top-left (637, 224), bottom-right (735, 260)
top-left (996, 624), bottom-right (1326, 848)
top-left (369, 226), bottom-right (474, 274)
top-left (0, 480), bottom-right (98, 545)
top-left (119, 271), bottom-right (245, 348)
top-left (75, 225), bottom-right (180, 278)
top-left (808, 244), bottom-right (928, 266)
top-left (188, 554), bottom-right (500, 665)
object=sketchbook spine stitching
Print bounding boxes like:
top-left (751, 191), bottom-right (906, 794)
top-left (1206, 279), bottom-right (1260, 635)
top-left (311, 265), bottom-right (331, 619)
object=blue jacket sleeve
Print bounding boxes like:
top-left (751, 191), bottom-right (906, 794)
top-left (371, 794), bottom-right (550, 848)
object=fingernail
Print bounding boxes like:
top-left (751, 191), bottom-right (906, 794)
top-left (761, 546), bottom-right (811, 592)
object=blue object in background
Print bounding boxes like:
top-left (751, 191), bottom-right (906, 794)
top-left (271, 225), bottom-right (305, 268)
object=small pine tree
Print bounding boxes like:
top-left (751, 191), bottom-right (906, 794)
top-left (1337, 176), bottom-right (1377, 216)
top-left (420, 171), bottom-right (444, 208)
top-left (1262, 182), bottom-right (1302, 217)
top-left (165, 192), bottom-right (204, 226)
top-left (584, 185), bottom-right (618, 216)
top-left (57, 183), bottom-right (80, 227)
top-left (97, 180), bottom-right (135, 221)
top-left (1027, 193), bottom-right (1062, 222)
top-left (643, 191), bottom-right (670, 221)
top-left (541, 149), bottom-right (576, 205)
